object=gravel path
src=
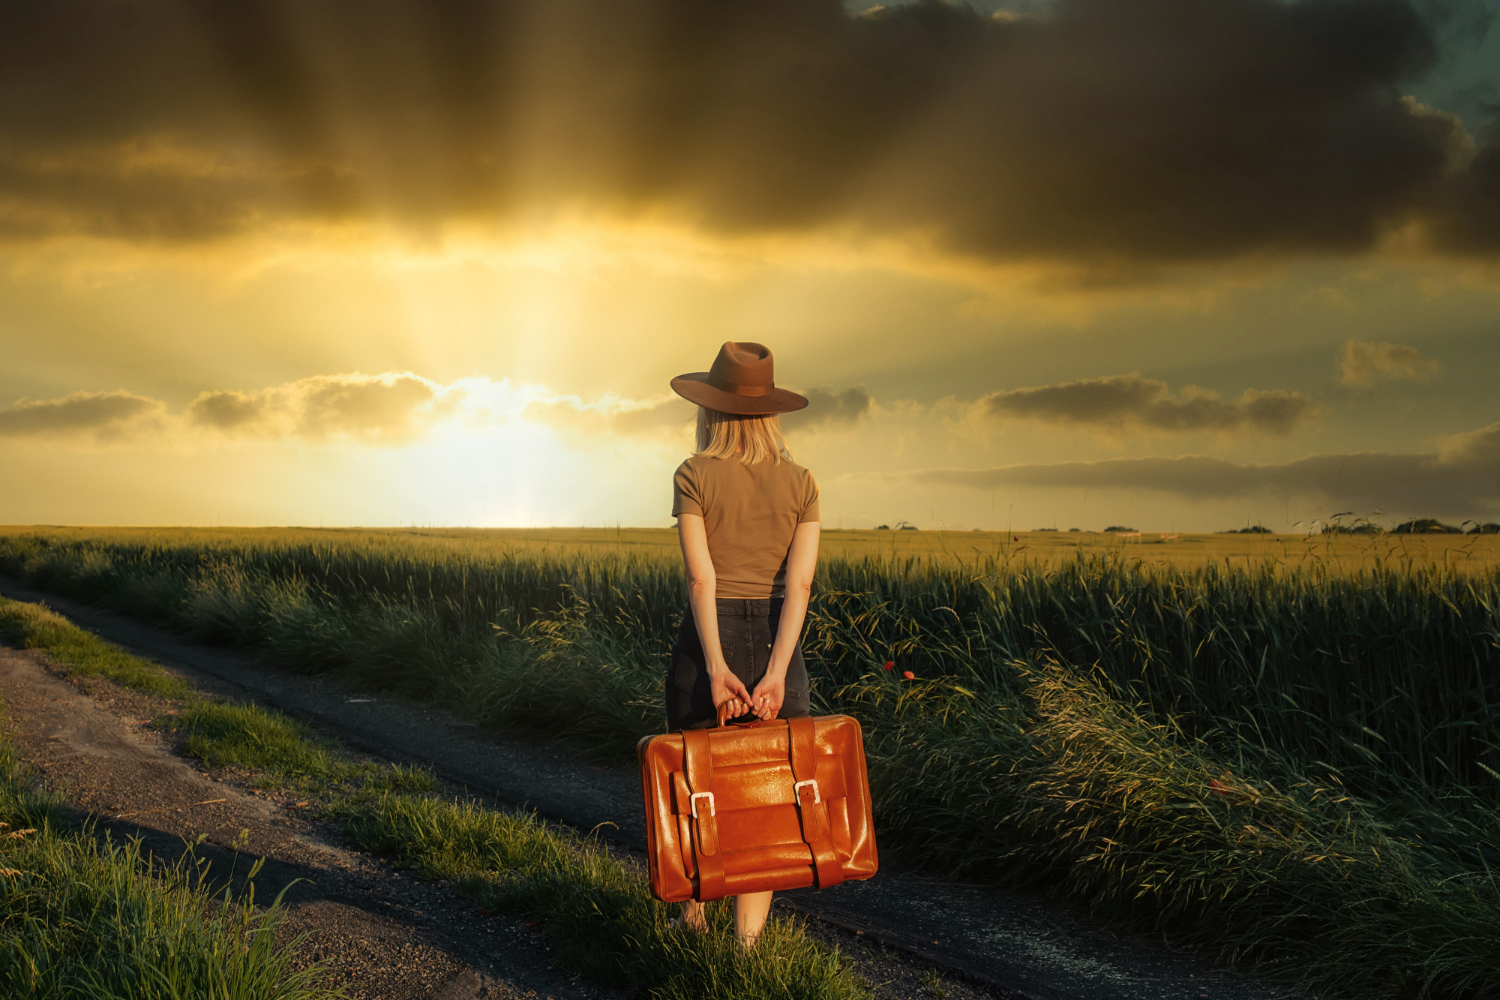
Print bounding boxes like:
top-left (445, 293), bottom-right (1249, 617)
top-left (0, 578), bottom-right (1294, 1000)
top-left (0, 643), bottom-right (615, 1000)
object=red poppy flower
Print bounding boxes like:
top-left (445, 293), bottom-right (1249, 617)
top-left (903, 670), bottom-right (915, 680)
top-left (1208, 778), bottom-right (1229, 797)
top-left (883, 660), bottom-right (895, 671)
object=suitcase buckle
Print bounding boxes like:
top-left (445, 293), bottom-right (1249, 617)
top-left (690, 791), bottom-right (716, 818)
top-left (793, 779), bottom-right (821, 805)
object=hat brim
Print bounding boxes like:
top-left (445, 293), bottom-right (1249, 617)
top-left (671, 373), bottom-right (808, 416)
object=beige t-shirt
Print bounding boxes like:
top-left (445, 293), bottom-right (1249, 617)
top-left (671, 455), bottom-right (820, 599)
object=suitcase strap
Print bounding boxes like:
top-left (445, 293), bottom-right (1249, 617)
top-left (789, 717), bottom-right (845, 890)
top-left (682, 728), bottom-right (726, 901)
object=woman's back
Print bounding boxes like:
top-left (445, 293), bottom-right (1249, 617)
top-left (672, 454), bottom-right (819, 599)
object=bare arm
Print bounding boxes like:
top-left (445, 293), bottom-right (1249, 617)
top-left (677, 513), bottom-right (754, 718)
top-left (751, 520), bottom-right (820, 720)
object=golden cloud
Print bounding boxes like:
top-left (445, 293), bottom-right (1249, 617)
top-left (520, 395), bottom-right (695, 439)
top-left (980, 374), bottom-right (1319, 436)
top-left (1335, 339), bottom-right (1443, 391)
top-left (781, 387), bottom-right (873, 432)
top-left (0, 372), bottom-right (712, 451)
top-left (0, 390), bottom-right (167, 441)
top-left (188, 373), bottom-right (450, 443)
top-left (912, 420), bottom-right (1500, 520)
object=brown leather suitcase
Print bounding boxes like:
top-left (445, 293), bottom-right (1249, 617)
top-left (637, 712), bottom-right (878, 902)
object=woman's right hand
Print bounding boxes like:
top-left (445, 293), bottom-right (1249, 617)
top-left (710, 667), bottom-right (755, 722)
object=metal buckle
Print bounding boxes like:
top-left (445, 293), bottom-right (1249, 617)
top-left (689, 791), bottom-right (716, 818)
top-left (793, 779), bottom-right (821, 805)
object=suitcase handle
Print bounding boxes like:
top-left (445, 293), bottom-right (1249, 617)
top-left (715, 701), bottom-right (781, 728)
top-left (714, 701), bottom-right (760, 727)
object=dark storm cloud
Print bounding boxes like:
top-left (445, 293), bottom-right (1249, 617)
top-left (981, 374), bottom-right (1318, 434)
top-left (915, 420), bottom-right (1500, 517)
top-left (782, 387), bottom-right (872, 431)
top-left (0, 0), bottom-right (1496, 260)
top-left (0, 391), bottom-right (166, 439)
top-left (1426, 123), bottom-right (1500, 252)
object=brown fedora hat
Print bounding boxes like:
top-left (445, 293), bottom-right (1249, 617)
top-left (670, 341), bottom-right (808, 416)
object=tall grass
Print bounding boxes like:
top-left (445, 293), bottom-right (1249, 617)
top-left (3, 528), bottom-right (1500, 997)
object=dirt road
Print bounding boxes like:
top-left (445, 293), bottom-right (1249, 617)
top-left (0, 642), bottom-right (615, 1000)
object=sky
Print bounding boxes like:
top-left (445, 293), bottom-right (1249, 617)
top-left (2, 0), bottom-right (1499, 531)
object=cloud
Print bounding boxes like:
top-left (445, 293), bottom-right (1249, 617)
top-left (0, 390), bottom-right (166, 440)
top-left (1335, 339), bottom-right (1442, 390)
top-left (188, 372), bottom-right (448, 443)
top-left (782, 387), bottom-right (872, 431)
top-left (520, 394), bottom-right (694, 438)
top-left (980, 374), bottom-right (1318, 435)
top-left (526, 385), bottom-right (872, 438)
top-left (1425, 117), bottom-right (1500, 253)
top-left (913, 420), bottom-right (1500, 518)
top-left (0, 0), bottom-right (1494, 263)
top-left (0, 372), bottom-right (697, 450)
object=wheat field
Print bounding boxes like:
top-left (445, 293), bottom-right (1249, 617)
top-left (3, 524), bottom-right (1499, 998)
top-left (6, 524), bottom-right (1499, 573)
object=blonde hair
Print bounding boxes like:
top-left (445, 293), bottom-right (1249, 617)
top-left (695, 407), bottom-right (792, 465)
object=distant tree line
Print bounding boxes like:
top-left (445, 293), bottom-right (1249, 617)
top-left (868, 519), bottom-right (1500, 535)
top-left (1318, 515), bottom-right (1500, 536)
top-left (1389, 519), bottom-right (1500, 535)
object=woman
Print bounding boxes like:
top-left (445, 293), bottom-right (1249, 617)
top-left (666, 341), bottom-right (821, 948)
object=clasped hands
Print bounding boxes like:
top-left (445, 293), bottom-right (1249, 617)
top-left (711, 667), bottom-right (785, 722)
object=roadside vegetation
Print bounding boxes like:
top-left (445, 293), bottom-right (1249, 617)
top-left (0, 697), bottom-right (330, 997)
top-left (0, 594), bottom-right (866, 1000)
top-left (3, 529), bottom-right (1500, 997)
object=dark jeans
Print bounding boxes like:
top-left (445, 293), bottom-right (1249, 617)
top-left (666, 597), bottom-right (811, 732)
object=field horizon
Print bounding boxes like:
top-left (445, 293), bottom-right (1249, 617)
top-left (5, 524), bottom-right (1500, 573)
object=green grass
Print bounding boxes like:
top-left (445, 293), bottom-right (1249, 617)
top-left (851, 663), bottom-right (1500, 996)
top-left (0, 700), bottom-right (335, 999)
top-left (169, 701), bottom-right (438, 795)
top-left (4, 529), bottom-right (1500, 997)
top-left (0, 597), bottom-right (191, 700)
top-left (0, 595), bottom-right (867, 999)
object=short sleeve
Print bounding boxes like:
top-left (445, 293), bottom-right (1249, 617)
top-left (799, 470), bottom-right (821, 523)
top-left (672, 461), bottom-right (703, 518)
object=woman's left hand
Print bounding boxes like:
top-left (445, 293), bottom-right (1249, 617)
top-left (750, 674), bottom-right (785, 721)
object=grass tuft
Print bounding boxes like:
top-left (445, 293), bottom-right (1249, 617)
top-left (171, 701), bottom-right (442, 796)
